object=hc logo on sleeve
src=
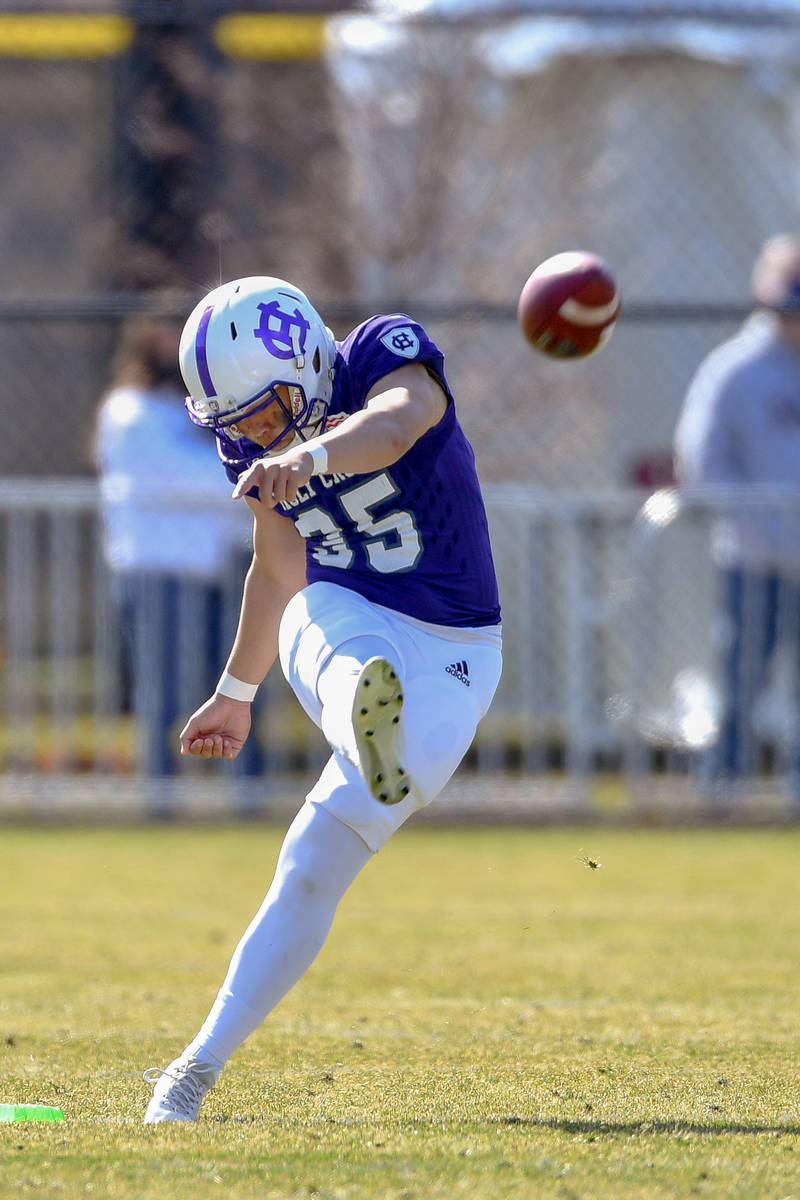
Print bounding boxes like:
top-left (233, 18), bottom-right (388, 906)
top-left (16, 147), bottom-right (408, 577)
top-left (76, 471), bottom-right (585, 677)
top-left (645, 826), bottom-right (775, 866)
top-left (380, 326), bottom-right (420, 359)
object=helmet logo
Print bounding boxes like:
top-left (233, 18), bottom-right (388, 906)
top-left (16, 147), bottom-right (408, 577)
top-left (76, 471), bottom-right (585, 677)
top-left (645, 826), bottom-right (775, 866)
top-left (254, 301), bottom-right (310, 360)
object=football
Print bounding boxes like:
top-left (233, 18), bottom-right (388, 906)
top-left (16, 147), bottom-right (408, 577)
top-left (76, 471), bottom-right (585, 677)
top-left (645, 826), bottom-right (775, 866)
top-left (517, 251), bottom-right (621, 359)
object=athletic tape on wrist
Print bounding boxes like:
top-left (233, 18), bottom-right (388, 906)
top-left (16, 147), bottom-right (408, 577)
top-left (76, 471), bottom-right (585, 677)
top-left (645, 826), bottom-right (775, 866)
top-left (216, 670), bottom-right (259, 702)
top-left (306, 441), bottom-right (329, 475)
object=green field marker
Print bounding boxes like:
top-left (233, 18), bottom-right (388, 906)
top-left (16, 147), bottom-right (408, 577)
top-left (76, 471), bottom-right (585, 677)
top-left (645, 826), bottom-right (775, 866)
top-left (0, 1104), bottom-right (64, 1122)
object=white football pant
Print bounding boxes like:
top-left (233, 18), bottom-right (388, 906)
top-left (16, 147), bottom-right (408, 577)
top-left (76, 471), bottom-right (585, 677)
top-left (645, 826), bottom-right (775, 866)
top-left (279, 580), bottom-right (503, 851)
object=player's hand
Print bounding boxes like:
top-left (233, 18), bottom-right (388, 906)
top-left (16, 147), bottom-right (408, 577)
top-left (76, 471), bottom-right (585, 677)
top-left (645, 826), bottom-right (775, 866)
top-left (179, 694), bottom-right (252, 760)
top-left (232, 446), bottom-right (315, 507)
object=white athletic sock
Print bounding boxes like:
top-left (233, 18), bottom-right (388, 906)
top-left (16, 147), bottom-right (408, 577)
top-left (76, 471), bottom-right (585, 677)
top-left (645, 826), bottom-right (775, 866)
top-left (317, 636), bottom-right (400, 765)
top-left (184, 801), bottom-right (373, 1068)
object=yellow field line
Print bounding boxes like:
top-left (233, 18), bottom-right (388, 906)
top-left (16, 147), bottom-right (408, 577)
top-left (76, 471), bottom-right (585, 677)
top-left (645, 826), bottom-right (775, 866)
top-left (0, 12), bottom-right (339, 60)
top-left (0, 14), bottom-right (133, 58)
top-left (214, 13), bottom-right (329, 60)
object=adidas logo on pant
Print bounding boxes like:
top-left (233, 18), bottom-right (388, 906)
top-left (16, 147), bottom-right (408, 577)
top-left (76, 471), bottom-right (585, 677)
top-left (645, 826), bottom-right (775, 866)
top-left (446, 660), bottom-right (470, 686)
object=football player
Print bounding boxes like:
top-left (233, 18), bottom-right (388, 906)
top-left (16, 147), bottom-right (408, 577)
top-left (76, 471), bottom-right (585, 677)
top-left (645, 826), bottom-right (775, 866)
top-left (143, 277), bottom-right (502, 1122)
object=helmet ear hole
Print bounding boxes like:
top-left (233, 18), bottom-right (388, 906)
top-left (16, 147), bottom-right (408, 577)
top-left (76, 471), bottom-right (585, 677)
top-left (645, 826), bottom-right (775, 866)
top-left (230, 323), bottom-right (238, 340)
top-left (312, 347), bottom-right (320, 372)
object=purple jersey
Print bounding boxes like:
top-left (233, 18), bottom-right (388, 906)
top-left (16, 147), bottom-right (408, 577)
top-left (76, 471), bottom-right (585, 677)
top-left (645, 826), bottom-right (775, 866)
top-left (217, 315), bottom-right (500, 628)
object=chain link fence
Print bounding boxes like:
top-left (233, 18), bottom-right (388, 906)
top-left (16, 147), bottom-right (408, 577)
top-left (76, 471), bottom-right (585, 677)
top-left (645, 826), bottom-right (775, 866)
top-left (2, 2), bottom-right (800, 818)
top-left (5, 2), bottom-right (800, 485)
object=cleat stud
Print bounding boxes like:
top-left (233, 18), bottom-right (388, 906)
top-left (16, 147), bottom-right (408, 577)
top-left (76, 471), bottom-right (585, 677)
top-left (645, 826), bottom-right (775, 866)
top-left (366, 730), bottom-right (374, 737)
top-left (401, 786), bottom-right (410, 796)
top-left (360, 707), bottom-right (368, 715)
top-left (379, 793), bottom-right (388, 801)
top-left (376, 773), bottom-right (383, 783)
top-left (392, 715), bottom-right (399, 724)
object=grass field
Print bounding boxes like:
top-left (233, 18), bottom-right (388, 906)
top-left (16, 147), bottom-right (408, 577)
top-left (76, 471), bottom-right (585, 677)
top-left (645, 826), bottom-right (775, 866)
top-left (2, 820), bottom-right (800, 1199)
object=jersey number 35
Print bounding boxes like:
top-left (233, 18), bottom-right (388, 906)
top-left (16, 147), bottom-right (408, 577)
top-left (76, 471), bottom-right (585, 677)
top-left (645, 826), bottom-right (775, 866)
top-left (293, 472), bottom-right (422, 575)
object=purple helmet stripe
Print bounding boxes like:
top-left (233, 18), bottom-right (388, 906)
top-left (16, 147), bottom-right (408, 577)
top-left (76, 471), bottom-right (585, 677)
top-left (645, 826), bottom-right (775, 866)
top-left (194, 305), bottom-right (216, 397)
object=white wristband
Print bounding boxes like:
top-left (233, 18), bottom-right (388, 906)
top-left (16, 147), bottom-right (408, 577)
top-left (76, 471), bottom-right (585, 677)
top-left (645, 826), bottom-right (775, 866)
top-left (216, 670), bottom-right (259, 702)
top-left (305, 441), bottom-right (329, 475)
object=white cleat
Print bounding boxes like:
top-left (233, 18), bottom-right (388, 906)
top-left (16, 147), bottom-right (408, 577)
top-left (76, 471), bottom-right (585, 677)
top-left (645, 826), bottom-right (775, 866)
top-left (352, 657), bottom-right (411, 806)
top-left (143, 1055), bottom-right (218, 1124)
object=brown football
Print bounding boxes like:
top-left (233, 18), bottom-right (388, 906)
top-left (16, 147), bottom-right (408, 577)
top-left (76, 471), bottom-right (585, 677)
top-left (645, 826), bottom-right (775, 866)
top-left (517, 251), bottom-right (621, 359)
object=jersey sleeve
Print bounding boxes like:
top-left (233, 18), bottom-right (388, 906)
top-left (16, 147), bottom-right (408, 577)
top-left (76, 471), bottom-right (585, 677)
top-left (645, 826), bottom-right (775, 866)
top-left (341, 315), bottom-right (454, 408)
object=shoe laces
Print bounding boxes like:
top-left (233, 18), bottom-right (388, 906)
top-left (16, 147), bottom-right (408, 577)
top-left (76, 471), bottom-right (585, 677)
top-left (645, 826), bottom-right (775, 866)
top-left (143, 1059), bottom-right (214, 1118)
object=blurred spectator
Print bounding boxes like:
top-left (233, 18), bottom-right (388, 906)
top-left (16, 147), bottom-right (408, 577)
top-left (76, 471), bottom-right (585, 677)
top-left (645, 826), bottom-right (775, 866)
top-left (95, 310), bottom-right (257, 779)
top-left (674, 234), bottom-right (800, 796)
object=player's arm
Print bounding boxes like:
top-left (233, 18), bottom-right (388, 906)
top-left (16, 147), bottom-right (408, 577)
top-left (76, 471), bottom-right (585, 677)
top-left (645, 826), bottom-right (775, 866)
top-left (322, 360), bottom-right (449, 473)
top-left (232, 362), bottom-right (448, 508)
top-left (226, 500), bottom-right (307, 681)
top-left (179, 503), bottom-right (306, 760)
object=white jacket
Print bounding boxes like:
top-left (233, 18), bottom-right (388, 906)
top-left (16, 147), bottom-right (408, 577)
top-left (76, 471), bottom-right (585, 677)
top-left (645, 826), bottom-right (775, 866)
top-left (96, 385), bottom-right (251, 581)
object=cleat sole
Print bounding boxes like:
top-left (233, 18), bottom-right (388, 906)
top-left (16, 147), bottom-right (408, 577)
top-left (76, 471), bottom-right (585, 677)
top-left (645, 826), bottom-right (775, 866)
top-left (352, 657), bottom-right (410, 805)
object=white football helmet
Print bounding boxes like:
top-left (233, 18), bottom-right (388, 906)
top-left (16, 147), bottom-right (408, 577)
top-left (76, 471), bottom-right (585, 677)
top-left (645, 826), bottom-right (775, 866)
top-left (179, 277), bottom-right (336, 454)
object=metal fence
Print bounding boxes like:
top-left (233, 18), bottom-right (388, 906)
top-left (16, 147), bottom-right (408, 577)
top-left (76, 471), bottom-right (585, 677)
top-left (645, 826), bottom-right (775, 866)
top-left (3, 480), bottom-right (800, 821)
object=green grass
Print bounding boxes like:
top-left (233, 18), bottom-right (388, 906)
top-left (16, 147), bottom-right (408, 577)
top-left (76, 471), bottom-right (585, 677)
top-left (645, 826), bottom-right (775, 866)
top-left (2, 822), bottom-right (800, 1198)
